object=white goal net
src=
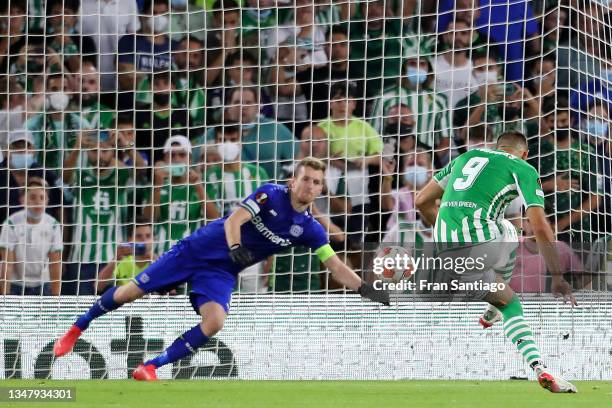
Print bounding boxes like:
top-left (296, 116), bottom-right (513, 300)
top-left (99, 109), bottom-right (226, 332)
top-left (0, 0), bottom-right (610, 380)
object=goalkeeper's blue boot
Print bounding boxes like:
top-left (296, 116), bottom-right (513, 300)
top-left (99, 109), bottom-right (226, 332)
top-left (53, 325), bottom-right (82, 357)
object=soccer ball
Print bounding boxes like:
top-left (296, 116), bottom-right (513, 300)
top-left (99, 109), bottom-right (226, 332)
top-left (374, 245), bottom-right (415, 283)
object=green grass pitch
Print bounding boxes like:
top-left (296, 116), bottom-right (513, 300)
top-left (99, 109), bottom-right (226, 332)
top-left (1, 380), bottom-right (611, 408)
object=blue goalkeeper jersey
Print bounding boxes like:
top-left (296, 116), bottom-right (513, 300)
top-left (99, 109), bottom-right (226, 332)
top-left (182, 183), bottom-right (332, 275)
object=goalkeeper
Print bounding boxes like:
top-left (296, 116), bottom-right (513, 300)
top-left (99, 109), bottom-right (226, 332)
top-left (53, 157), bottom-right (389, 380)
top-left (415, 131), bottom-right (577, 393)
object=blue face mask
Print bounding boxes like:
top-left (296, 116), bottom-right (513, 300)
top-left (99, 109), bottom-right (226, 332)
top-left (586, 119), bottom-right (609, 138)
top-left (10, 153), bottom-right (35, 169)
top-left (27, 209), bottom-right (43, 221)
top-left (404, 165), bottom-right (429, 188)
top-left (406, 66), bottom-right (428, 86)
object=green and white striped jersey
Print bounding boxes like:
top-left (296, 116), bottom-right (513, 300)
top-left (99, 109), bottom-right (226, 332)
top-left (433, 149), bottom-right (544, 244)
top-left (150, 183), bottom-right (203, 255)
top-left (69, 167), bottom-right (130, 263)
top-left (369, 86), bottom-right (451, 148)
top-left (206, 163), bottom-right (269, 216)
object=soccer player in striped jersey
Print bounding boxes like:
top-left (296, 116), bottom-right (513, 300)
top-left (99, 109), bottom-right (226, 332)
top-left (415, 131), bottom-right (577, 393)
top-left (53, 157), bottom-right (390, 380)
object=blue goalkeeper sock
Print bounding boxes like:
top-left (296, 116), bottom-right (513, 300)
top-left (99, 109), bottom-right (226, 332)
top-left (144, 325), bottom-right (209, 368)
top-left (74, 286), bottom-right (121, 331)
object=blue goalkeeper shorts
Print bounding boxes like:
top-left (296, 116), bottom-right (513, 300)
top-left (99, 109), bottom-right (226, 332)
top-left (132, 240), bottom-right (236, 314)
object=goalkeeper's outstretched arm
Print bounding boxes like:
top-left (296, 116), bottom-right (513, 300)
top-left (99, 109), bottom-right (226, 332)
top-left (225, 207), bottom-right (253, 248)
top-left (525, 206), bottom-right (577, 306)
top-left (323, 255), bottom-right (390, 305)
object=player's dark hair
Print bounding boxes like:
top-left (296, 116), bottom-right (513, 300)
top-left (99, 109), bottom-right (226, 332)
top-left (496, 131), bottom-right (528, 151)
top-left (294, 156), bottom-right (326, 176)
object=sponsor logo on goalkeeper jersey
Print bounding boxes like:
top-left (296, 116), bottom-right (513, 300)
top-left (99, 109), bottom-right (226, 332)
top-left (250, 215), bottom-right (292, 246)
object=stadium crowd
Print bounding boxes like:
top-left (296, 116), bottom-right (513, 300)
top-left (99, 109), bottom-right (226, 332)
top-left (0, 0), bottom-right (610, 296)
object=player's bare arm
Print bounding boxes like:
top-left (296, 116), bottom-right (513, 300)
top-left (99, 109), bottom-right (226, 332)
top-left (526, 206), bottom-right (577, 306)
top-left (323, 254), bottom-right (362, 291)
top-left (415, 180), bottom-right (444, 227)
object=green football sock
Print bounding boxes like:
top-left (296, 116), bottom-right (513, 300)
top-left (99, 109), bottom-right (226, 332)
top-left (498, 295), bottom-right (542, 367)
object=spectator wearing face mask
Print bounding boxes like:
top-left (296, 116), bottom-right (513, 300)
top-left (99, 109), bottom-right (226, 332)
top-left (381, 147), bottom-right (434, 246)
top-left (205, 124), bottom-right (269, 216)
top-left (26, 73), bottom-right (87, 171)
top-left (0, 130), bottom-right (62, 224)
top-left (203, 87), bottom-right (297, 182)
top-left (0, 177), bottom-right (63, 296)
top-left (117, 0), bottom-right (175, 96)
top-left (370, 52), bottom-right (451, 167)
top-left (205, 125), bottom-right (270, 294)
top-left (144, 135), bottom-right (219, 255)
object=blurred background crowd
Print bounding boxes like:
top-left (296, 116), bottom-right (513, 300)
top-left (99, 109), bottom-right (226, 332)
top-left (0, 0), bottom-right (610, 296)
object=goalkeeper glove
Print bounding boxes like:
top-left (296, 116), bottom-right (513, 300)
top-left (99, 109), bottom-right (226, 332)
top-left (357, 282), bottom-right (390, 306)
top-left (229, 244), bottom-right (255, 267)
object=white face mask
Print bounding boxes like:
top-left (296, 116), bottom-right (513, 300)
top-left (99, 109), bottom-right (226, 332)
top-left (46, 92), bottom-right (70, 111)
top-left (219, 142), bottom-right (241, 162)
top-left (149, 14), bottom-right (169, 33)
top-left (475, 70), bottom-right (498, 85)
top-left (404, 165), bottom-right (429, 188)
